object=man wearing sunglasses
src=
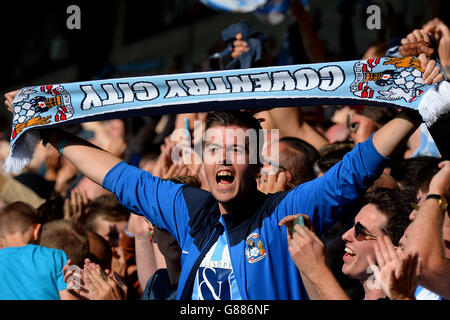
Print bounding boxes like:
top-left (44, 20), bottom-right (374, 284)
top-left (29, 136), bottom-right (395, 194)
top-left (283, 188), bottom-right (411, 300)
top-left (341, 189), bottom-right (411, 299)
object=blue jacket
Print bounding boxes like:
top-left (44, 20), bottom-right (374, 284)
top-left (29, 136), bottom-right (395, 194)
top-left (103, 136), bottom-right (388, 300)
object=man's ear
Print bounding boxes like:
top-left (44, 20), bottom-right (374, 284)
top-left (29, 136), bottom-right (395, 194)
top-left (284, 170), bottom-right (293, 183)
top-left (32, 223), bottom-right (42, 244)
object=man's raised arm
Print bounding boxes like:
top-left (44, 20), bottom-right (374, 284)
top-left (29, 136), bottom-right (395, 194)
top-left (405, 161), bottom-right (450, 298)
top-left (42, 128), bottom-right (121, 186)
top-left (4, 90), bottom-right (121, 186)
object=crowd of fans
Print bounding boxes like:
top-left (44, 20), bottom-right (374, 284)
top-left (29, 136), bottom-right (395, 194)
top-left (0, 2), bottom-right (449, 301)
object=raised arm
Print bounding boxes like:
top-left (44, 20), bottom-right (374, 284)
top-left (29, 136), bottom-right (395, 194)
top-left (127, 214), bottom-right (166, 289)
top-left (4, 90), bottom-right (120, 185)
top-left (276, 120), bottom-right (409, 235)
top-left (274, 60), bottom-right (445, 234)
top-left (370, 109), bottom-right (421, 158)
top-left (404, 161), bottom-right (450, 298)
top-left (279, 215), bottom-right (350, 300)
top-left (40, 127), bottom-right (190, 246)
top-left (267, 107), bottom-right (329, 151)
top-left (42, 128), bottom-right (121, 186)
top-left (290, 0), bottom-right (327, 63)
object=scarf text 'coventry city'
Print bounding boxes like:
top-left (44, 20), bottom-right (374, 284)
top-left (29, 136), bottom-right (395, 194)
top-left (4, 56), bottom-right (450, 174)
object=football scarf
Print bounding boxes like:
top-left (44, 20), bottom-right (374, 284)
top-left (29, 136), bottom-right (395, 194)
top-left (4, 56), bottom-right (450, 174)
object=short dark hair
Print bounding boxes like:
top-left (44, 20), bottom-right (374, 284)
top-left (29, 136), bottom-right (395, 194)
top-left (390, 156), bottom-right (441, 194)
top-left (279, 137), bottom-right (320, 167)
top-left (84, 195), bottom-right (130, 232)
top-left (363, 188), bottom-right (413, 246)
top-left (278, 137), bottom-right (320, 185)
top-left (0, 202), bottom-right (42, 237)
top-left (361, 106), bottom-right (397, 128)
top-left (314, 142), bottom-right (355, 175)
top-left (318, 141), bottom-right (355, 158)
top-left (205, 110), bottom-right (262, 132)
top-left (37, 194), bottom-right (65, 224)
top-left (415, 161), bottom-right (440, 194)
top-left (204, 111), bottom-right (264, 164)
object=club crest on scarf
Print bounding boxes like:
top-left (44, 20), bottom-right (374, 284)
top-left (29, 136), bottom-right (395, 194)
top-left (351, 56), bottom-right (425, 103)
top-left (11, 85), bottom-right (74, 139)
top-left (245, 232), bottom-right (267, 263)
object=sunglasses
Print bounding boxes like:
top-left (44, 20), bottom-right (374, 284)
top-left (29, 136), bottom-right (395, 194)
top-left (411, 202), bottom-right (420, 211)
top-left (354, 221), bottom-right (378, 241)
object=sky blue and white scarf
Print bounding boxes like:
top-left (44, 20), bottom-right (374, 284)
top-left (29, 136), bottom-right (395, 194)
top-left (4, 56), bottom-right (450, 174)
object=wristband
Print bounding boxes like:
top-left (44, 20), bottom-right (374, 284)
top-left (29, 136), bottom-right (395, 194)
top-left (123, 223), bottom-right (135, 238)
top-left (425, 194), bottom-right (448, 212)
top-left (58, 138), bottom-right (67, 155)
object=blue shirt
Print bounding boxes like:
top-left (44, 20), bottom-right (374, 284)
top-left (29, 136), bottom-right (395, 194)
top-left (103, 136), bottom-right (388, 299)
top-left (415, 285), bottom-right (442, 300)
top-left (192, 217), bottom-right (242, 300)
top-left (141, 269), bottom-right (178, 300)
top-left (0, 244), bottom-right (67, 300)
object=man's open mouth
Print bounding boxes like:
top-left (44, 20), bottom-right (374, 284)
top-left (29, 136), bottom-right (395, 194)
top-left (344, 247), bottom-right (356, 257)
top-left (216, 170), bottom-right (235, 186)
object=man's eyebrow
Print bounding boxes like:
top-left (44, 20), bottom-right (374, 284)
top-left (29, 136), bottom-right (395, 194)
top-left (205, 142), bottom-right (222, 148)
top-left (352, 220), bottom-right (367, 231)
